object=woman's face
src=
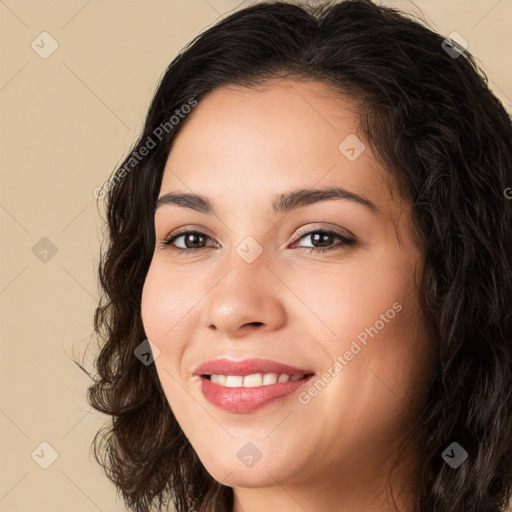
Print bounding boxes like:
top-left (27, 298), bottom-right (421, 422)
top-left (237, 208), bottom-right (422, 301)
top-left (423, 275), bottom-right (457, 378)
top-left (141, 80), bottom-right (434, 499)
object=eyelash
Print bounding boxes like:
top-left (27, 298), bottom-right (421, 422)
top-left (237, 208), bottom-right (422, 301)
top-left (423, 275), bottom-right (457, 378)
top-left (159, 227), bottom-right (355, 256)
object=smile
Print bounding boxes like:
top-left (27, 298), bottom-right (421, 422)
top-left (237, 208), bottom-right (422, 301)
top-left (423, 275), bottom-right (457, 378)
top-left (207, 373), bottom-right (307, 386)
top-left (193, 358), bottom-right (316, 413)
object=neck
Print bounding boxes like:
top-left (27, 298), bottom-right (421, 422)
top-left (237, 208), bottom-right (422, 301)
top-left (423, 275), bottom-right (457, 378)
top-left (231, 449), bottom-right (418, 512)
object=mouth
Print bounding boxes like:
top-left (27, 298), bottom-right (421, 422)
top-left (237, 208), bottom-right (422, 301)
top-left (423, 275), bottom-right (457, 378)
top-left (193, 358), bottom-right (316, 413)
top-left (201, 372), bottom-right (313, 386)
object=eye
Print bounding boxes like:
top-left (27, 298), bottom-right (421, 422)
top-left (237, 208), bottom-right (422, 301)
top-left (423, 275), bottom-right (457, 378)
top-left (290, 228), bottom-right (355, 254)
top-left (159, 227), bottom-right (355, 256)
top-left (160, 230), bottom-right (217, 256)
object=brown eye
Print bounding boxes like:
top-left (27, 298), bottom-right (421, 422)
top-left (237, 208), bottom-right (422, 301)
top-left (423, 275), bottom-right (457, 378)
top-left (292, 229), bottom-right (355, 254)
top-left (175, 232), bottom-right (208, 249)
top-left (307, 231), bottom-right (336, 248)
top-left (161, 230), bottom-right (216, 254)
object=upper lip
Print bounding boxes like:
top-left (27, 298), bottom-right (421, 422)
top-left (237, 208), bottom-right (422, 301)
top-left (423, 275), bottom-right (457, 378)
top-left (194, 358), bottom-right (315, 377)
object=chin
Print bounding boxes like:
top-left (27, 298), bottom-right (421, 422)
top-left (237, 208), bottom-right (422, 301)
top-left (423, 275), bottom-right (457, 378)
top-left (199, 453), bottom-right (291, 488)
top-left (210, 467), bottom-right (281, 488)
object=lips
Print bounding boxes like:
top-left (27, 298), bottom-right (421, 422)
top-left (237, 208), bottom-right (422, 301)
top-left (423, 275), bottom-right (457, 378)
top-left (193, 358), bottom-right (316, 413)
top-left (194, 358), bottom-right (314, 377)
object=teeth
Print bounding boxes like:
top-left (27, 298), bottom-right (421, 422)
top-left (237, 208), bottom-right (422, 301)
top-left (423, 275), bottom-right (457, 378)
top-left (225, 375), bottom-right (243, 388)
top-left (243, 373), bottom-right (263, 387)
top-left (263, 373), bottom-right (278, 385)
top-left (208, 373), bottom-right (306, 387)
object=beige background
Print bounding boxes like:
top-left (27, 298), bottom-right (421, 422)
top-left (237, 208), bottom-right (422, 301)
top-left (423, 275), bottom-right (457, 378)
top-left (0, 1), bottom-right (511, 511)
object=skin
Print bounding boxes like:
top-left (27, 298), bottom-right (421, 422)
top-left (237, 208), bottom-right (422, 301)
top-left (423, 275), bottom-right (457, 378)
top-left (141, 79), bottom-right (436, 512)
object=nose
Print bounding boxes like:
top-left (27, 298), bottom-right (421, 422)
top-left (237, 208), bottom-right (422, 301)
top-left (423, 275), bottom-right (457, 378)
top-left (204, 258), bottom-right (287, 338)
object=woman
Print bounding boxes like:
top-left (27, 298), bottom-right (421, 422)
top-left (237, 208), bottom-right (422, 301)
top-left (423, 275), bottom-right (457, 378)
top-left (86, 1), bottom-right (512, 511)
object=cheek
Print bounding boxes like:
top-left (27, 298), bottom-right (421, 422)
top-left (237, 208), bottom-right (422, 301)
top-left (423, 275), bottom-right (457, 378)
top-left (141, 264), bottom-right (193, 409)
top-left (286, 249), bottom-right (426, 406)
top-left (140, 263), bottom-right (190, 358)
top-left (141, 266), bottom-right (167, 341)
top-left (280, 253), bottom-right (417, 347)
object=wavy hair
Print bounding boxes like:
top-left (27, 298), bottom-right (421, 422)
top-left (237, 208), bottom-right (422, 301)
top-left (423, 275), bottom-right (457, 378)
top-left (83, 1), bottom-right (512, 511)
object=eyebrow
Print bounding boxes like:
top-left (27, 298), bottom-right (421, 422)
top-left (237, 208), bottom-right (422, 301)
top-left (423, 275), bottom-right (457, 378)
top-left (154, 186), bottom-right (379, 215)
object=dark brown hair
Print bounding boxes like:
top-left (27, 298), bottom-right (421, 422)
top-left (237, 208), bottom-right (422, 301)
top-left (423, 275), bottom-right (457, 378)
top-left (81, 1), bottom-right (512, 511)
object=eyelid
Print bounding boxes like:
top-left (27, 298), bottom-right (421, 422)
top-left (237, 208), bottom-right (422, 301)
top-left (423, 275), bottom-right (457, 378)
top-left (162, 227), bottom-right (218, 248)
top-left (160, 223), bottom-right (355, 255)
top-left (162, 224), bottom-right (216, 241)
top-left (289, 228), bottom-right (355, 253)
top-left (162, 223), bottom-right (352, 245)
top-left (291, 223), bottom-right (355, 243)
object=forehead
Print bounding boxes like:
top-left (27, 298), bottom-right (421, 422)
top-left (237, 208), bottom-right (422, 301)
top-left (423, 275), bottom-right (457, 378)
top-left (160, 80), bottom-right (397, 215)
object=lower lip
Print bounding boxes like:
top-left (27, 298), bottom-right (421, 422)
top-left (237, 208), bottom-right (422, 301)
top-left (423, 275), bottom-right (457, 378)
top-left (197, 375), bottom-right (315, 413)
